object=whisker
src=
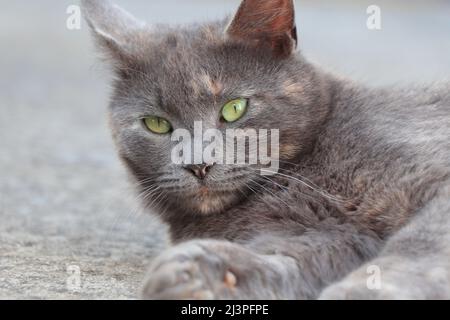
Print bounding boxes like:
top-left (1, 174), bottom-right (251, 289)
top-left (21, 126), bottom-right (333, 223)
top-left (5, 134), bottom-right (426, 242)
top-left (257, 169), bottom-right (346, 204)
top-left (250, 177), bottom-right (292, 208)
top-left (258, 175), bottom-right (325, 205)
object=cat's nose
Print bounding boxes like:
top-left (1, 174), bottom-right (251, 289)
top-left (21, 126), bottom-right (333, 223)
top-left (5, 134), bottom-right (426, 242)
top-left (184, 163), bottom-right (215, 180)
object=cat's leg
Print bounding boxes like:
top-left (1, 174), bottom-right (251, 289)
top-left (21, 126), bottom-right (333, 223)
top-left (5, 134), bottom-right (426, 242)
top-left (320, 184), bottom-right (450, 299)
top-left (141, 222), bottom-right (380, 299)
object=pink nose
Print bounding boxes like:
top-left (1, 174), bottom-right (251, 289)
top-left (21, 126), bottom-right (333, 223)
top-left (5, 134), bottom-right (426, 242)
top-left (184, 163), bottom-right (215, 180)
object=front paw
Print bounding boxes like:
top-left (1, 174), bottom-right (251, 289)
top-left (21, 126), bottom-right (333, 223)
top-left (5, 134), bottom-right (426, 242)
top-left (142, 240), bottom-right (283, 300)
top-left (319, 260), bottom-right (444, 300)
top-left (319, 275), bottom-right (408, 300)
top-left (141, 241), bottom-right (229, 299)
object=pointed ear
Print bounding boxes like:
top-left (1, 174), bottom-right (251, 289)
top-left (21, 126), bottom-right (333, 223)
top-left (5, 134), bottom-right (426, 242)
top-left (226, 0), bottom-right (297, 58)
top-left (81, 0), bottom-right (148, 65)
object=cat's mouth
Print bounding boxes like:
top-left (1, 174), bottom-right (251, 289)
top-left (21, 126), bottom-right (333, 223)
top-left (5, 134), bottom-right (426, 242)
top-left (190, 186), bottom-right (222, 202)
top-left (198, 186), bottom-right (209, 194)
top-left (182, 186), bottom-right (239, 215)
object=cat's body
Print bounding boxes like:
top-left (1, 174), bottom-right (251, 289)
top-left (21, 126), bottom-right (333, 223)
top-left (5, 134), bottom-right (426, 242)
top-left (169, 82), bottom-right (450, 241)
top-left (162, 81), bottom-right (450, 299)
top-left (83, 0), bottom-right (450, 299)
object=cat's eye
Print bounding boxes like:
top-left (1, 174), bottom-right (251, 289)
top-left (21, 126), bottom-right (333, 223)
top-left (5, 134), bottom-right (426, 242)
top-left (143, 116), bottom-right (172, 134)
top-left (221, 98), bottom-right (248, 123)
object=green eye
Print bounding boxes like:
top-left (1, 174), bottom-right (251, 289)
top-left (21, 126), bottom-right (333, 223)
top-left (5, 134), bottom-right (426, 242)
top-left (221, 98), bottom-right (248, 123)
top-left (144, 116), bottom-right (172, 134)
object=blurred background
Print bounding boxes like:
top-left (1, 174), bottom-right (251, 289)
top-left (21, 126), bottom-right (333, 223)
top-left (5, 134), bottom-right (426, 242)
top-left (0, 0), bottom-right (449, 299)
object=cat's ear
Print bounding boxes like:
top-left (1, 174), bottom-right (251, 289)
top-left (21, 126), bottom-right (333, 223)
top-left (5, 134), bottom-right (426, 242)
top-left (226, 0), bottom-right (297, 58)
top-left (81, 0), bottom-right (148, 65)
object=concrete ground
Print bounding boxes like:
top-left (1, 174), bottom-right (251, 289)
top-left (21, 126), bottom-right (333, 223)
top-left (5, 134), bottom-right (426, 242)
top-left (1, 0), bottom-right (449, 299)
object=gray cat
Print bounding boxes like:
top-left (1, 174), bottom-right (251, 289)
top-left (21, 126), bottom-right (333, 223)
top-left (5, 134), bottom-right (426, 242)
top-left (82, 0), bottom-right (450, 299)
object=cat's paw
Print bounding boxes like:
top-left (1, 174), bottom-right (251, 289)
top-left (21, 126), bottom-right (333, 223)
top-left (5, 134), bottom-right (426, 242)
top-left (319, 275), bottom-right (408, 300)
top-left (141, 240), bottom-right (294, 300)
top-left (141, 241), bottom-right (217, 299)
top-left (319, 258), bottom-right (445, 300)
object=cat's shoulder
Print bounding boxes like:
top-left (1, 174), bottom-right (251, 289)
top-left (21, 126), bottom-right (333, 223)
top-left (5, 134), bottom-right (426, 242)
top-left (335, 80), bottom-right (450, 114)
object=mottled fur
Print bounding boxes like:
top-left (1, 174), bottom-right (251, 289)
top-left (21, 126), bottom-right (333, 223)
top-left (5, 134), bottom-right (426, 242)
top-left (82, 0), bottom-right (450, 299)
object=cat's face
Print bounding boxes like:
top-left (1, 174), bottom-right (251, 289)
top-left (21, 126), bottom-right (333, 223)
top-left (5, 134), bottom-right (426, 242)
top-left (83, 0), bottom-right (330, 216)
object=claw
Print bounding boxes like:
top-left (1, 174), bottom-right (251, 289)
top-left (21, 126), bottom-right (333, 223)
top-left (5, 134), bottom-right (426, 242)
top-left (224, 271), bottom-right (237, 288)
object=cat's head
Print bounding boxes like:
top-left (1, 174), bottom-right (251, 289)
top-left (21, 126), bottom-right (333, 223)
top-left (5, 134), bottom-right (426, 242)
top-left (83, 0), bottom-right (331, 217)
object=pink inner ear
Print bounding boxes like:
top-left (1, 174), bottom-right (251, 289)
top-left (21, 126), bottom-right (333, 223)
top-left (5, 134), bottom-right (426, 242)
top-left (226, 0), bottom-right (296, 56)
top-left (268, 0), bottom-right (295, 34)
top-left (228, 0), bottom-right (295, 35)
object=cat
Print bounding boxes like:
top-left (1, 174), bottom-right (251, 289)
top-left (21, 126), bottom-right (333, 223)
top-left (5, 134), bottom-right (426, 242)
top-left (82, 0), bottom-right (450, 299)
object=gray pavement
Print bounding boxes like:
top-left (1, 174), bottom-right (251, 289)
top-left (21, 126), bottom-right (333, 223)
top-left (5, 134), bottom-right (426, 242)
top-left (1, 0), bottom-right (449, 299)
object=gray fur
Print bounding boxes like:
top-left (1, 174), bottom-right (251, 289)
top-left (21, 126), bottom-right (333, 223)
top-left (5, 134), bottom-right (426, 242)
top-left (82, 0), bottom-right (450, 299)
